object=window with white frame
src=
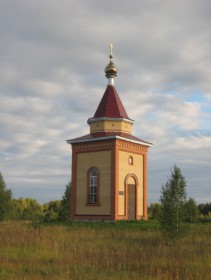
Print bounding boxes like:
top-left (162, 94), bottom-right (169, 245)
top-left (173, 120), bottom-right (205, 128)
top-left (89, 169), bottom-right (98, 203)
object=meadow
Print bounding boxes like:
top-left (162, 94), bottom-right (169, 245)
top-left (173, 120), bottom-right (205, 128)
top-left (0, 221), bottom-right (210, 280)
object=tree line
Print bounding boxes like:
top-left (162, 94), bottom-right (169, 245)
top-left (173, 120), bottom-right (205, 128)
top-left (149, 165), bottom-right (211, 226)
top-left (149, 165), bottom-right (211, 240)
top-left (1, 165), bottom-right (211, 237)
top-left (0, 172), bottom-right (71, 222)
top-left (149, 200), bottom-right (211, 223)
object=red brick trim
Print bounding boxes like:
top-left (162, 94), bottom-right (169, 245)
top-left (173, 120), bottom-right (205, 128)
top-left (71, 147), bottom-right (77, 219)
top-left (125, 173), bottom-right (139, 187)
top-left (114, 140), bottom-right (119, 220)
top-left (70, 137), bottom-right (149, 221)
top-left (73, 214), bottom-right (114, 221)
top-left (116, 139), bottom-right (148, 153)
top-left (111, 140), bottom-right (116, 220)
top-left (73, 140), bottom-right (114, 153)
top-left (143, 154), bottom-right (148, 220)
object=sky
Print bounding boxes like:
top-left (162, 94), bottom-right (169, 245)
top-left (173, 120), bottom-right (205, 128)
top-left (0, 0), bottom-right (211, 204)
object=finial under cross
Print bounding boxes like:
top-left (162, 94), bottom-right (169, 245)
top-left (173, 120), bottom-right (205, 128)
top-left (109, 43), bottom-right (113, 58)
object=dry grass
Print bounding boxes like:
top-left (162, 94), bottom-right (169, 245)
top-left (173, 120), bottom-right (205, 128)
top-left (0, 221), bottom-right (210, 279)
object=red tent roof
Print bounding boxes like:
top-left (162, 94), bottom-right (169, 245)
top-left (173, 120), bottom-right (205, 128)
top-left (93, 85), bottom-right (129, 119)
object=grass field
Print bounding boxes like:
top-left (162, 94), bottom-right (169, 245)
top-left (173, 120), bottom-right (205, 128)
top-left (0, 220), bottom-right (210, 279)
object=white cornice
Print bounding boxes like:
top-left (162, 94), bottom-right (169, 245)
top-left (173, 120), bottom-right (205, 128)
top-left (87, 117), bottom-right (134, 125)
top-left (67, 135), bottom-right (153, 147)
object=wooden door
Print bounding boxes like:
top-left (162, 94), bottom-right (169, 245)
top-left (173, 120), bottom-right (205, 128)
top-left (127, 184), bottom-right (136, 220)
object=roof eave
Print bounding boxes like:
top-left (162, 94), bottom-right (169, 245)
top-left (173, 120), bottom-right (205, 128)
top-left (87, 117), bottom-right (134, 125)
top-left (66, 135), bottom-right (153, 147)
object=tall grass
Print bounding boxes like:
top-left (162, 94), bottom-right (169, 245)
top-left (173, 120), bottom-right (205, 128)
top-left (0, 221), bottom-right (210, 279)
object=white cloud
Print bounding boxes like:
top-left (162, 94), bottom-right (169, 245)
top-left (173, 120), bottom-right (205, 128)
top-left (0, 0), bottom-right (210, 204)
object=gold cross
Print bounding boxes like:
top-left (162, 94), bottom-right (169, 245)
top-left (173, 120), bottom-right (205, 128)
top-left (109, 43), bottom-right (113, 57)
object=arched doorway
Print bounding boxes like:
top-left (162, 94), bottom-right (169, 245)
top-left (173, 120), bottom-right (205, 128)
top-left (125, 174), bottom-right (139, 220)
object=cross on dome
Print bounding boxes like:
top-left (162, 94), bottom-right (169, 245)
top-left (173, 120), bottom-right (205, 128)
top-left (109, 43), bottom-right (113, 59)
top-left (105, 43), bottom-right (118, 85)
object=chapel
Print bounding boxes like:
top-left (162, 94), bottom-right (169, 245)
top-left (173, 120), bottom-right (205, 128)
top-left (67, 45), bottom-right (152, 221)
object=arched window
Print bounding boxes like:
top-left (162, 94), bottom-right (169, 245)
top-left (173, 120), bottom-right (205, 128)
top-left (87, 168), bottom-right (100, 205)
top-left (89, 170), bottom-right (97, 203)
top-left (128, 156), bottom-right (133, 165)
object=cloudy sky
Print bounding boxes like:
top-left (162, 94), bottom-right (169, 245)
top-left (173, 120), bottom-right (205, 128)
top-left (1, 0), bottom-right (210, 204)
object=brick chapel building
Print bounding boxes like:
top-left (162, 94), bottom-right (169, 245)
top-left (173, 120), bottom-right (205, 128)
top-left (67, 45), bottom-right (152, 221)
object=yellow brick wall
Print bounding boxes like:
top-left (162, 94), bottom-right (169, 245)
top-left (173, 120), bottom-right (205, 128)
top-left (90, 120), bottom-right (132, 133)
top-left (76, 151), bottom-right (111, 215)
top-left (128, 176), bottom-right (136, 184)
top-left (118, 151), bottom-right (143, 216)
